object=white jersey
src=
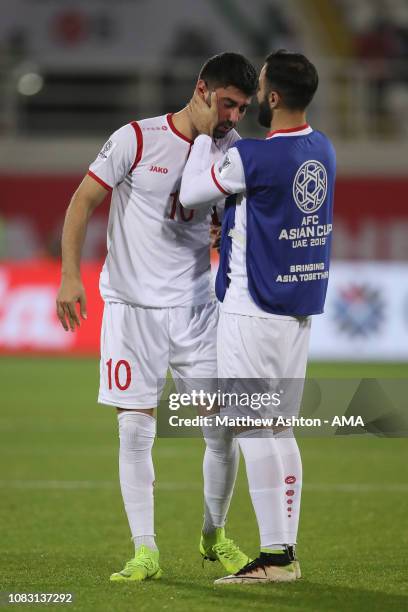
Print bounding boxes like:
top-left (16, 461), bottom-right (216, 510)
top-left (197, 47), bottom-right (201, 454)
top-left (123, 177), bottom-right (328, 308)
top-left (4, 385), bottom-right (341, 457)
top-left (88, 114), bottom-right (239, 307)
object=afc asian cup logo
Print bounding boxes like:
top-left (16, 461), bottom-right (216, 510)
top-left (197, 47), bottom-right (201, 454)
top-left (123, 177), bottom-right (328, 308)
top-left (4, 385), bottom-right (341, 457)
top-left (293, 160), bottom-right (327, 214)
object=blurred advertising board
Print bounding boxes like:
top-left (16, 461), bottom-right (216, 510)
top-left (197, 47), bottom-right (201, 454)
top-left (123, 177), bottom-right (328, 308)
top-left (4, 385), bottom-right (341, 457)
top-left (1, 176), bottom-right (408, 261)
top-left (0, 260), bottom-right (407, 361)
top-left (309, 262), bottom-right (408, 361)
top-left (0, 260), bottom-right (103, 355)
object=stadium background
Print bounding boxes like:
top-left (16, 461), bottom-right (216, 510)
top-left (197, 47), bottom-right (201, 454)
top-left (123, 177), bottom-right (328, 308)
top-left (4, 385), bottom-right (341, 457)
top-left (0, 1), bottom-right (407, 611)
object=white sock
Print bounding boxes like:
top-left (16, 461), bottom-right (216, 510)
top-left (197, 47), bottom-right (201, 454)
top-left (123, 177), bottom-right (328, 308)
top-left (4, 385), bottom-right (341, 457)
top-left (274, 428), bottom-right (302, 546)
top-left (202, 421), bottom-right (239, 534)
top-left (118, 411), bottom-right (157, 551)
top-left (238, 429), bottom-right (286, 549)
top-left (133, 535), bottom-right (156, 549)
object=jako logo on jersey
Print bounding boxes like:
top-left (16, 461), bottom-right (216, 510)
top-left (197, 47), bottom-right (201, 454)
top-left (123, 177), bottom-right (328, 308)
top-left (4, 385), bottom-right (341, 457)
top-left (293, 160), bottom-right (327, 214)
top-left (149, 165), bottom-right (169, 174)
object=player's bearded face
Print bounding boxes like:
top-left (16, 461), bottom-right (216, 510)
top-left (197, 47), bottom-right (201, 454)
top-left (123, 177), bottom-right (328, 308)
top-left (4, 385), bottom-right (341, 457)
top-left (258, 93), bottom-right (273, 128)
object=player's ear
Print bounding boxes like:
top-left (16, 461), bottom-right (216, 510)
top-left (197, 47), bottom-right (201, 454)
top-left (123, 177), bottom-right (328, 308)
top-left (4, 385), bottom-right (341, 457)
top-left (269, 90), bottom-right (280, 109)
top-left (196, 79), bottom-right (208, 99)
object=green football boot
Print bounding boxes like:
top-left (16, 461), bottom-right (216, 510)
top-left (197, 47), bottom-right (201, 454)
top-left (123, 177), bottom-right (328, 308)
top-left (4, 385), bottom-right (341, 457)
top-left (110, 545), bottom-right (163, 582)
top-left (200, 527), bottom-right (251, 574)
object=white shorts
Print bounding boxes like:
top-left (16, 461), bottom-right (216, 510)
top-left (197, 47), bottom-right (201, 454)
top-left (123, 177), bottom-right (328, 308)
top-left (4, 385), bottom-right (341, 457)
top-left (217, 311), bottom-right (311, 419)
top-left (98, 301), bottom-right (218, 409)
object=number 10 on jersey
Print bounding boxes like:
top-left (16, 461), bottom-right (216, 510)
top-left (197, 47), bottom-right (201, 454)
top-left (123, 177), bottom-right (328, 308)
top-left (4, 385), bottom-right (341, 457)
top-left (169, 191), bottom-right (194, 222)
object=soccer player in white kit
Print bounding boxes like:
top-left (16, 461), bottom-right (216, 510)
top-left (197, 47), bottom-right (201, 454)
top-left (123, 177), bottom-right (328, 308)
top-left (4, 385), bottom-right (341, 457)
top-left (56, 53), bottom-right (258, 582)
top-left (180, 51), bottom-right (336, 584)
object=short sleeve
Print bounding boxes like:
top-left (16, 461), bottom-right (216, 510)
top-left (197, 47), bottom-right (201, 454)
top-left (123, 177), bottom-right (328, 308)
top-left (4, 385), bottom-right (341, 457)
top-left (88, 123), bottom-right (140, 190)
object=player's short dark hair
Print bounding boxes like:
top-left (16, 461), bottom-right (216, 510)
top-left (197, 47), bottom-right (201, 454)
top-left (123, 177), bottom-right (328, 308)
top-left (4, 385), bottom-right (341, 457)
top-left (199, 52), bottom-right (258, 96)
top-left (264, 50), bottom-right (318, 110)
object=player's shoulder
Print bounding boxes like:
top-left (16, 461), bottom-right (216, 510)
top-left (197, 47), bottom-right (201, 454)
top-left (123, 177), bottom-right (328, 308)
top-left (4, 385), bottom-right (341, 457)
top-left (311, 130), bottom-right (336, 164)
top-left (108, 121), bottom-right (138, 140)
top-left (109, 115), bottom-right (166, 133)
top-left (99, 117), bottom-right (166, 161)
top-left (312, 129), bottom-right (336, 154)
top-left (136, 114), bottom-right (169, 132)
top-left (115, 114), bottom-right (170, 146)
top-left (96, 122), bottom-right (140, 161)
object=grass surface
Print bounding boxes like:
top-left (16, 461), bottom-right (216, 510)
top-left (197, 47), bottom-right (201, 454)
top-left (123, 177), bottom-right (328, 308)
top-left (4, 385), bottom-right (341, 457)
top-left (0, 358), bottom-right (407, 611)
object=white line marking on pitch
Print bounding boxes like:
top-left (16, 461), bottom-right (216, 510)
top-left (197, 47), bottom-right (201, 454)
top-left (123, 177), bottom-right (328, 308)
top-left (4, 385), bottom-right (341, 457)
top-left (0, 480), bottom-right (407, 492)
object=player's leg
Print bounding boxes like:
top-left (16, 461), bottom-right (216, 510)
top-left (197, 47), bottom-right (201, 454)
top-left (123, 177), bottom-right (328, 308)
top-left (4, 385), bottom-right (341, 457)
top-left (199, 416), bottom-right (246, 574)
top-left (215, 312), bottom-right (298, 584)
top-left (98, 303), bottom-right (169, 581)
top-left (169, 302), bottom-right (249, 573)
top-left (274, 426), bottom-right (302, 578)
top-left (113, 407), bottom-right (160, 582)
top-left (273, 316), bottom-right (311, 577)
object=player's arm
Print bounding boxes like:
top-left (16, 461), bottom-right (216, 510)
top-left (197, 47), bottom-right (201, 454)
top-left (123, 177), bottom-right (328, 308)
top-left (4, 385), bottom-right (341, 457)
top-left (56, 123), bottom-right (137, 331)
top-left (180, 138), bottom-right (246, 210)
top-left (56, 175), bottom-right (108, 331)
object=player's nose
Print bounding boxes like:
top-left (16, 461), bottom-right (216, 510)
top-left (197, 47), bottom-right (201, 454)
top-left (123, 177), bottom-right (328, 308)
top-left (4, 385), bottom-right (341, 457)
top-left (228, 108), bottom-right (241, 124)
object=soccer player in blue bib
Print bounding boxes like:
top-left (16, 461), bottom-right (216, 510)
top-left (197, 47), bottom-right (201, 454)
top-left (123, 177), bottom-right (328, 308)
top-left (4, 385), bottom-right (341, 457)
top-left (180, 50), bottom-right (336, 584)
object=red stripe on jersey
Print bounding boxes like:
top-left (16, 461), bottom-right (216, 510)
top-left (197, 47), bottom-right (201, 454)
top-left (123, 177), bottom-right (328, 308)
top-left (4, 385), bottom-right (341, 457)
top-left (266, 124), bottom-right (309, 138)
top-left (211, 164), bottom-right (230, 195)
top-left (87, 171), bottom-right (113, 192)
top-left (130, 121), bottom-right (143, 172)
top-left (167, 114), bottom-right (193, 144)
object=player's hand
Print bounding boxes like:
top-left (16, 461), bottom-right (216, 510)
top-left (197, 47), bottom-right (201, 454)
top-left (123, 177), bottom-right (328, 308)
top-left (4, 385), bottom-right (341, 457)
top-left (188, 90), bottom-right (218, 137)
top-left (56, 276), bottom-right (87, 332)
top-left (210, 223), bottom-right (222, 251)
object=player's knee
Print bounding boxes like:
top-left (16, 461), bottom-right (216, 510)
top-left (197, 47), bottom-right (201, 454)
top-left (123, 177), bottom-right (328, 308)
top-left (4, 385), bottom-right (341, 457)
top-left (118, 411), bottom-right (156, 458)
top-left (202, 425), bottom-right (237, 459)
top-left (236, 428), bottom-right (281, 461)
top-left (274, 428), bottom-right (302, 463)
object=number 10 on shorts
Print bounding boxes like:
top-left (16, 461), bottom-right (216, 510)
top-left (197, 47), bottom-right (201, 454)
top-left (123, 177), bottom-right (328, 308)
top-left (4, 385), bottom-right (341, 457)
top-left (106, 359), bottom-right (132, 391)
